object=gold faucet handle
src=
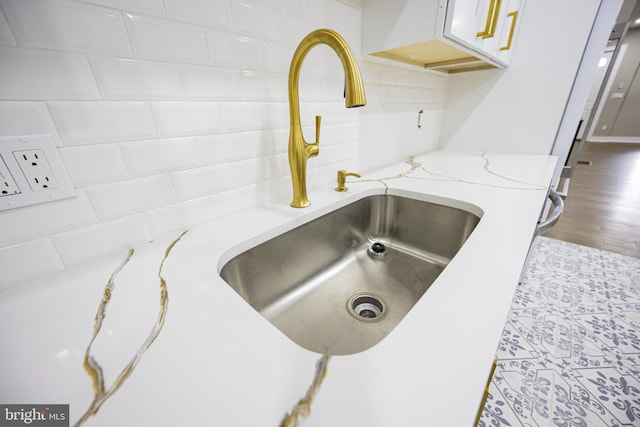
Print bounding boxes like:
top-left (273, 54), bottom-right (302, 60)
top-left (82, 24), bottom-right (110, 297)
top-left (335, 170), bottom-right (361, 192)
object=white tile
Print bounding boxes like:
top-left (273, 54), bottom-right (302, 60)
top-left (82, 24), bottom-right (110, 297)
top-left (209, 185), bottom-right (259, 218)
top-left (196, 132), bottom-right (256, 164)
top-left (2, 0), bottom-right (131, 56)
top-left (90, 57), bottom-right (183, 100)
top-left (219, 102), bottom-right (270, 132)
top-left (328, 1), bottom-right (361, 34)
top-left (171, 164), bottom-right (234, 200)
top-left (180, 64), bottom-right (243, 100)
top-left (48, 101), bottom-right (156, 145)
top-left (51, 215), bottom-right (152, 266)
top-left (243, 0), bottom-right (301, 14)
top-left (233, 1), bottom-right (283, 40)
top-left (206, 30), bottom-right (263, 69)
top-left (242, 71), bottom-right (287, 101)
top-left (0, 8), bottom-right (16, 45)
top-left (121, 137), bottom-right (199, 177)
top-left (59, 145), bottom-right (130, 187)
top-left (301, 0), bottom-right (330, 23)
top-left (144, 198), bottom-right (212, 239)
top-left (164, 0), bottom-right (232, 29)
top-left (150, 102), bottom-right (221, 136)
top-left (268, 102), bottom-right (290, 129)
top-left (0, 47), bottom-right (100, 100)
top-left (0, 102), bottom-right (60, 144)
top-left (86, 175), bottom-right (177, 220)
top-left (82, 0), bottom-right (166, 17)
top-left (0, 239), bottom-right (64, 289)
top-left (230, 157), bottom-right (278, 186)
top-left (0, 190), bottom-right (97, 247)
top-left (124, 13), bottom-right (209, 65)
top-left (261, 41), bottom-right (292, 73)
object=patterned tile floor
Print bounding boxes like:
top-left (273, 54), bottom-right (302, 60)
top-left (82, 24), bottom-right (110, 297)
top-left (480, 236), bottom-right (640, 427)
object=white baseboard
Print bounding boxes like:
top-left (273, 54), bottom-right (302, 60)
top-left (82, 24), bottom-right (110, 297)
top-left (587, 136), bottom-right (640, 144)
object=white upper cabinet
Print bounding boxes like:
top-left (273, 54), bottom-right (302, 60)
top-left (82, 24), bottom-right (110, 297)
top-left (362, 0), bottom-right (524, 73)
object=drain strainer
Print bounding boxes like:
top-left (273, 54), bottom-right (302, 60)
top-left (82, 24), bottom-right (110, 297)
top-left (347, 292), bottom-right (388, 322)
top-left (367, 241), bottom-right (388, 259)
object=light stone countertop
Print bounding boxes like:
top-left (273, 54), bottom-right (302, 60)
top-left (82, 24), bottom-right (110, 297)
top-left (0, 150), bottom-right (557, 427)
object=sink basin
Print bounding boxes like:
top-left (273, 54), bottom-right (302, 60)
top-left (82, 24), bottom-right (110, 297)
top-left (219, 193), bottom-right (481, 355)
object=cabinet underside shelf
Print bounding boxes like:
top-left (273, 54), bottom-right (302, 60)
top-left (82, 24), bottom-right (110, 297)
top-left (369, 39), bottom-right (498, 73)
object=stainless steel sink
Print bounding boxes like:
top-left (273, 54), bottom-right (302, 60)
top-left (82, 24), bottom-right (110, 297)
top-left (219, 194), bottom-right (481, 355)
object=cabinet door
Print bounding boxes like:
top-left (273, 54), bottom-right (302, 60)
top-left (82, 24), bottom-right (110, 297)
top-left (496, 0), bottom-right (523, 64)
top-left (444, 0), bottom-right (487, 50)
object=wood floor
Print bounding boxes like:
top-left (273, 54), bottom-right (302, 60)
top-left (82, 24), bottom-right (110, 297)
top-left (544, 142), bottom-right (640, 258)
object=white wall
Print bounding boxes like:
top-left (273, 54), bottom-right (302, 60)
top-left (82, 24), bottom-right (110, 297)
top-left (439, 0), bottom-right (603, 155)
top-left (0, 0), bottom-right (447, 288)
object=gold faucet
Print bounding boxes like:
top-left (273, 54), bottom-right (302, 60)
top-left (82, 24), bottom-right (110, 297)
top-left (287, 29), bottom-right (366, 208)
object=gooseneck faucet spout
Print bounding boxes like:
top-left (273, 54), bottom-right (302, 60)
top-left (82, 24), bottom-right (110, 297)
top-left (287, 29), bottom-right (366, 208)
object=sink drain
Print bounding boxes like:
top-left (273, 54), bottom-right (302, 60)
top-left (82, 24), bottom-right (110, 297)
top-left (348, 293), bottom-right (388, 322)
top-left (367, 241), bottom-right (388, 259)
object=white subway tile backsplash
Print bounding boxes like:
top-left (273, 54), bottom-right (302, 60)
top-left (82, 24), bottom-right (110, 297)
top-left (0, 191), bottom-right (97, 247)
top-left (124, 13), bottom-right (209, 65)
top-left (151, 102), bottom-right (221, 136)
top-left (51, 215), bottom-right (152, 266)
top-left (209, 185), bottom-right (259, 218)
top-left (86, 175), bottom-right (177, 220)
top-left (121, 137), bottom-right (199, 176)
top-left (0, 47), bottom-right (100, 100)
top-left (242, 71), bottom-right (287, 101)
top-left (59, 144), bottom-right (130, 187)
top-left (90, 57), bottom-right (183, 100)
top-left (206, 30), bottom-right (263, 69)
top-left (0, 239), bottom-right (64, 289)
top-left (249, 0), bottom-right (301, 14)
top-left (196, 132), bottom-right (256, 165)
top-left (164, 0), bottom-right (232, 29)
top-left (301, 0), bottom-right (330, 24)
top-left (233, 1), bottom-right (284, 40)
top-left (82, 0), bottom-right (166, 17)
top-left (180, 64), bottom-right (243, 100)
top-left (0, 102), bottom-right (60, 143)
top-left (144, 198), bottom-right (212, 239)
top-left (172, 163), bottom-right (234, 200)
top-left (328, 1), bottom-right (361, 34)
top-left (0, 8), bottom-right (16, 45)
top-left (2, 0), bottom-right (131, 56)
top-left (48, 101), bottom-right (156, 145)
top-left (219, 102), bottom-right (270, 132)
top-left (261, 41), bottom-right (292, 73)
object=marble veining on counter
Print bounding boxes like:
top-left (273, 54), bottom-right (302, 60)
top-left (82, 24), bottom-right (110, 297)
top-left (0, 150), bottom-right (557, 426)
top-left (358, 152), bottom-right (549, 192)
top-left (75, 230), bottom-right (188, 426)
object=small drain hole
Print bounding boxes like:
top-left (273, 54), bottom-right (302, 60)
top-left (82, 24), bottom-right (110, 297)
top-left (349, 294), bottom-right (387, 321)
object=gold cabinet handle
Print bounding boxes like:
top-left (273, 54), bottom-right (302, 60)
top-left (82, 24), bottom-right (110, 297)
top-left (500, 11), bottom-right (518, 51)
top-left (477, 0), bottom-right (502, 39)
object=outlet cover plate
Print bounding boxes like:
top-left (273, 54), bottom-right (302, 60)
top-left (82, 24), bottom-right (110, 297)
top-left (0, 135), bottom-right (76, 211)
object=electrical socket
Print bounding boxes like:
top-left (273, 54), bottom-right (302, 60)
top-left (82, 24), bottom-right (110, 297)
top-left (0, 134), bottom-right (76, 211)
top-left (0, 154), bottom-right (21, 197)
top-left (13, 149), bottom-right (60, 191)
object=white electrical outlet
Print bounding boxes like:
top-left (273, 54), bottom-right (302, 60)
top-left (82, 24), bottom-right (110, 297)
top-left (0, 135), bottom-right (76, 211)
top-left (0, 155), bottom-right (21, 197)
top-left (13, 149), bottom-right (60, 191)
